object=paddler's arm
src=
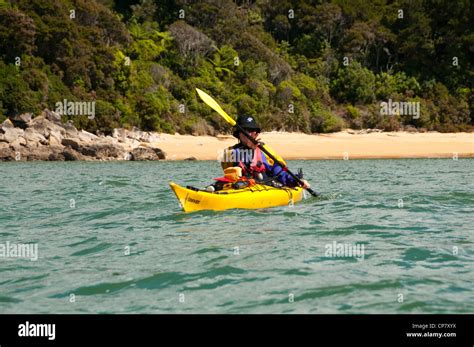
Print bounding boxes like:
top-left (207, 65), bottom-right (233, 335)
top-left (268, 164), bottom-right (310, 188)
top-left (261, 148), bottom-right (311, 188)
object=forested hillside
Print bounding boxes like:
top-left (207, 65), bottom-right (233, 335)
top-left (0, 0), bottom-right (472, 135)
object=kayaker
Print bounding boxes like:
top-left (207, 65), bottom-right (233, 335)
top-left (219, 115), bottom-right (311, 189)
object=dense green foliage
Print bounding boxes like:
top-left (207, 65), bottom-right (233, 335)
top-left (0, 0), bottom-right (472, 134)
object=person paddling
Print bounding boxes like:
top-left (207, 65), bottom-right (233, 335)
top-left (217, 115), bottom-right (311, 189)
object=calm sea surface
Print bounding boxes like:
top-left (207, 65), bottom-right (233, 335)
top-left (0, 159), bottom-right (472, 313)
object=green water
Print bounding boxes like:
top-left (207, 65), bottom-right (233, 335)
top-left (0, 159), bottom-right (473, 313)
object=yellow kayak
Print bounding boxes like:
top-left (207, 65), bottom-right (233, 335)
top-left (169, 182), bottom-right (305, 212)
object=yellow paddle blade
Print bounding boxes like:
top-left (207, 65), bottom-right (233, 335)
top-left (196, 88), bottom-right (236, 126)
top-left (261, 143), bottom-right (287, 167)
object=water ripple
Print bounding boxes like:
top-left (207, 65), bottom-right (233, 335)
top-left (1, 159), bottom-right (472, 313)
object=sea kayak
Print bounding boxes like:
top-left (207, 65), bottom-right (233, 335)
top-left (169, 182), bottom-right (305, 212)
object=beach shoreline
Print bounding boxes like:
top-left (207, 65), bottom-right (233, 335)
top-left (1, 112), bottom-right (472, 161)
top-left (155, 130), bottom-right (474, 161)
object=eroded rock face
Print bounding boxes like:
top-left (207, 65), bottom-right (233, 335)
top-left (23, 128), bottom-right (48, 147)
top-left (49, 131), bottom-right (62, 146)
top-left (29, 116), bottom-right (66, 139)
top-left (41, 109), bottom-right (62, 124)
top-left (130, 147), bottom-right (160, 161)
top-left (1, 118), bottom-right (14, 129)
top-left (79, 143), bottom-right (125, 159)
top-left (61, 138), bottom-right (81, 150)
top-left (152, 147), bottom-right (166, 159)
top-left (11, 113), bottom-right (32, 129)
top-left (62, 149), bottom-right (81, 161)
top-left (112, 128), bottom-right (161, 144)
top-left (0, 143), bottom-right (14, 161)
top-left (25, 145), bottom-right (61, 161)
top-left (0, 109), bottom-right (166, 161)
top-left (1, 127), bottom-right (24, 143)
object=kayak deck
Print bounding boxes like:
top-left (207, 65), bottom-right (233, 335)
top-left (169, 181), bottom-right (305, 212)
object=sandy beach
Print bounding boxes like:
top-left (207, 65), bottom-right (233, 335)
top-left (154, 130), bottom-right (474, 160)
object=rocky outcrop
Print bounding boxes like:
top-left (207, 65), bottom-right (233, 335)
top-left (1, 118), bottom-right (14, 129)
top-left (0, 142), bottom-right (15, 161)
top-left (1, 127), bottom-right (24, 143)
top-left (0, 110), bottom-right (166, 161)
top-left (131, 147), bottom-right (160, 161)
top-left (130, 146), bottom-right (166, 161)
top-left (80, 143), bottom-right (124, 160)
top-left (10, 113), bottom-right (32, 129)
top-left (152, 147), bottom-right (166, 159)
top-left (112, 127), bottom-right (161, 146)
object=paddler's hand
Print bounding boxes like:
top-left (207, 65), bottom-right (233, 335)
top-left (300, 179), bottom-right (311, 189)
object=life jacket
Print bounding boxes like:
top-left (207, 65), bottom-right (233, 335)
top-left (251, 147), bottom-right (267, 173)
top-left (237, 147), bottom-right (267, 178)
top-left (222, 143), bottom-right (288, 180)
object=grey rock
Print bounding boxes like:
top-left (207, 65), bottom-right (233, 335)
top-left (46, 145), bottom-right (67, 161)
top-left (41, 109), bottom-right (62, 123)
top-left (24, 146), bottom-right (53, 161)
top-left (152, 147), bottom-right (166, 159)
top-left (12, 113), bottom-right (33, 124)
top-left (0, 143), bottom-right (14, 161)
top-left (126, 128), bottom-right (155, 142)
top-left (1, 118), bottom-right (14, 129)
top-left (48, 152), bottom-right (65, 161)
top-left (131, 147), bottom-right (160, 161)
top-left (0, 108), bottom-right (168, 161)
top-left (137, 132), bottom-right (151, 142)
top-left (63, 120), bottom-right (77, 131)
top-left (29, 116), bottom-right (66, 138)
top-left (79, 143), bottom-right (124, 159)
top-left (62, 149), bottom-right (82, 161)
top-left (48, 131), bottom-right (63, 146)
top-left (77, 130), bottom-right (98, 143)
top-left (123, 137), bottom-right (141, 147)
top-left (61, 138), bottom-right (81, 150)
top-left (23, 128), bottom-right (48, 146)
top-left (112, 128), bottom-right (127, 139)
top-left (146, 133), bottom-right (161, 143)
top-left (2, 127), bottom-right (24, 143)
top-left (10, 137), bottom-right (27, 148)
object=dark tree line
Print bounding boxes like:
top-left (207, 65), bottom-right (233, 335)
top-left (0, 0), bottom-right (472, 134)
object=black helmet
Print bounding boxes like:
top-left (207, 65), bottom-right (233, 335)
top-left (232, 115), bottom-right (261, 138)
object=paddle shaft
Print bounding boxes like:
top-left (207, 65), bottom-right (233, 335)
top-left (195, 88), bottom-right (318, 197)
top-left (236, 124), bottom-right (319, 197)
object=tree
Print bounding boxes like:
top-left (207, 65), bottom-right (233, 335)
top-left (332, 62), bottom-right (376, 104)
top-left (168, 21), bottom-right (215, 65)
top-left (208, 45), bottom-right (238, 78)
top-left (0, 8), bottom-right (36, 62)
